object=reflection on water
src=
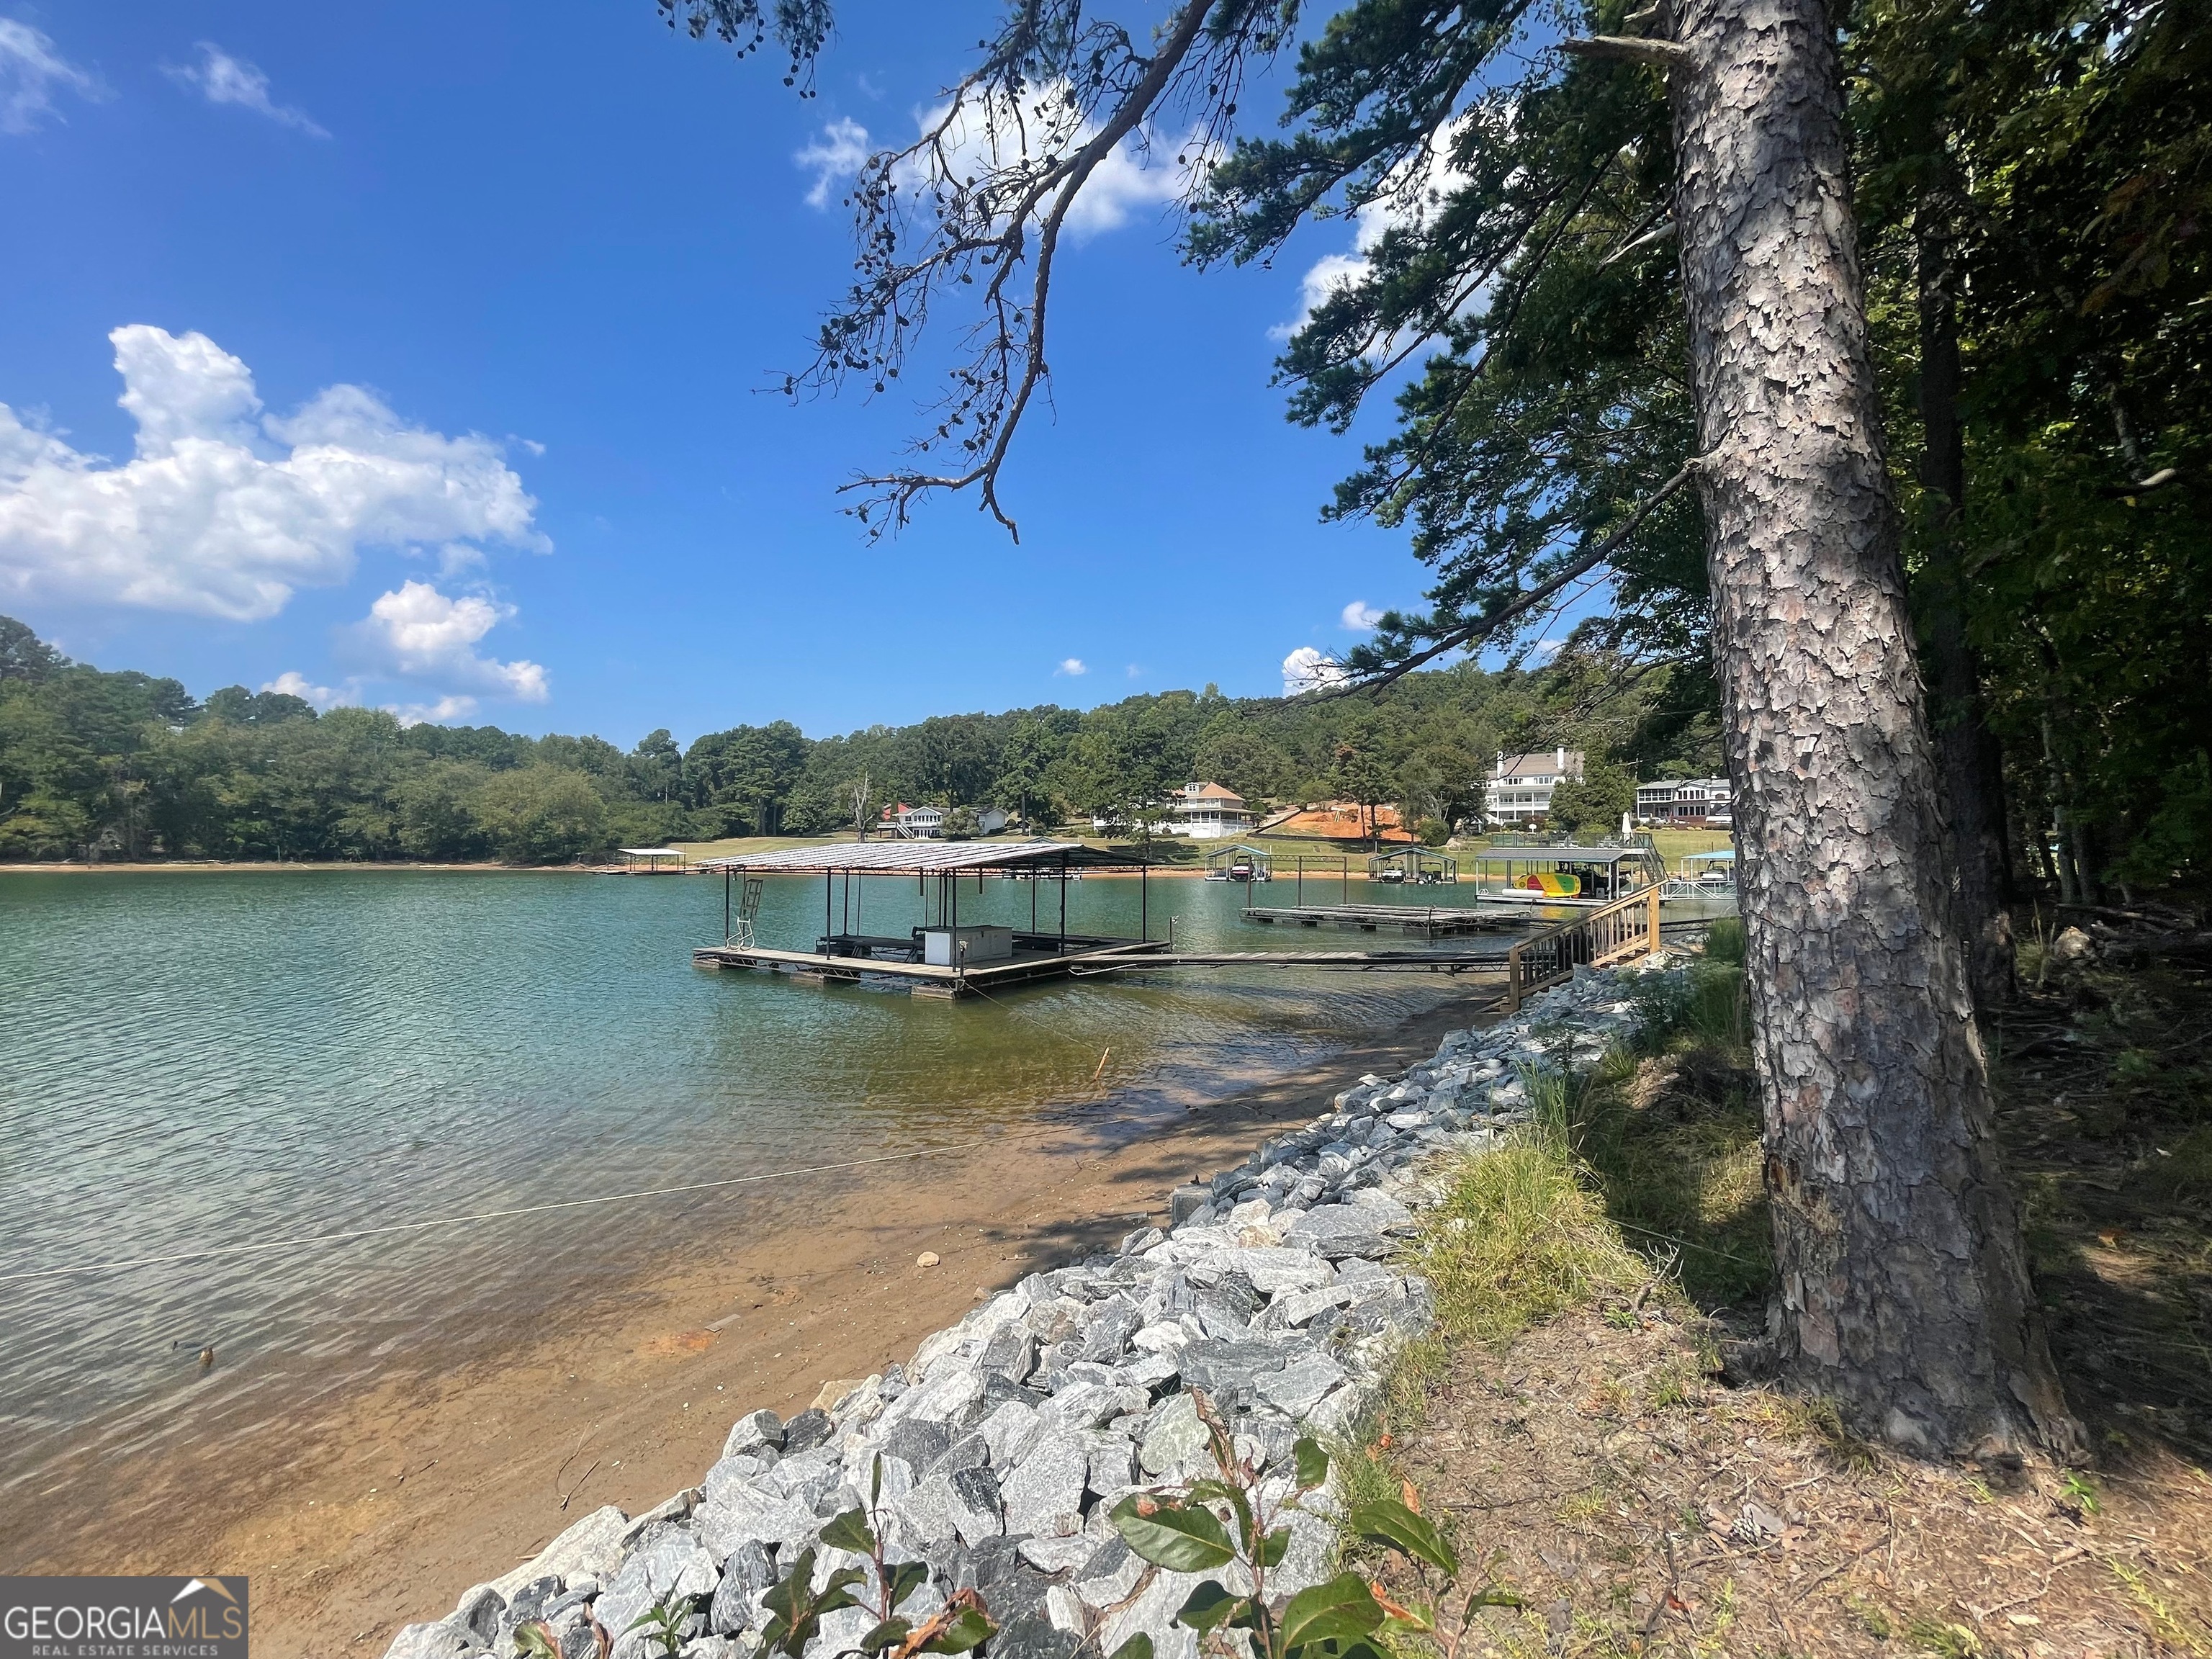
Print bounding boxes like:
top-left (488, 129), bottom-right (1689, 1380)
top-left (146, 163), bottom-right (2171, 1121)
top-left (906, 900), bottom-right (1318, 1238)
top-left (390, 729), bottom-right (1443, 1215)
top-left (0, 868), bottom-right (1514, 1502)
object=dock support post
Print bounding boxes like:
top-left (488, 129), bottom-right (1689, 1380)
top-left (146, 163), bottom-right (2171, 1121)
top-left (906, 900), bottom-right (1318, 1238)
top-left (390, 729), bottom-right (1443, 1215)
top-left (1506, 943), bottom-right (1524, 1012)
top-left (724, 868), bottom-right (731, 943)
top-left (1647, 881), bottom-right (1661, 954)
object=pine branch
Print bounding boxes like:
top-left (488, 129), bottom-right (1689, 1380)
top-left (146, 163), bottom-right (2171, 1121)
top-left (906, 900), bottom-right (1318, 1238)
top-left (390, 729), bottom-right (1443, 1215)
top-left (1310, 459), bottom-right (1699, 698)
top-left (1560, 37), bottom-right (1694, 70)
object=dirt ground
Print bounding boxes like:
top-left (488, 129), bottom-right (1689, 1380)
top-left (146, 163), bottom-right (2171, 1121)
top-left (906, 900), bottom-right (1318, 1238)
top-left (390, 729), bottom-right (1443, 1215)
top-left (1373, 1304), bottom-right (2211, 1658)
top-left (1366, 949), bottom-right (2212, 1657)
top-left (9, 990), bottom-right (1500, 1658)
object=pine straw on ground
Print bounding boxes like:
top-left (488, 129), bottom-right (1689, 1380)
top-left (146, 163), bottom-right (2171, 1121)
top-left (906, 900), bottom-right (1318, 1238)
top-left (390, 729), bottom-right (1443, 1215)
top-left (1364, 1301), bottom-right (2211, 1658)
top-left (1350, 943), bottom-right (2212, 1658)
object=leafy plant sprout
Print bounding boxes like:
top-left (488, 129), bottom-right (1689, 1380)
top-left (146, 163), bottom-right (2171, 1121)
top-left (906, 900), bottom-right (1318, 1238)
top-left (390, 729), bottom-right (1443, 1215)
top-left (1107, 1389), bottom-right (1522, 1659)
top-left (755, 1452), bottom-right (996, 1659)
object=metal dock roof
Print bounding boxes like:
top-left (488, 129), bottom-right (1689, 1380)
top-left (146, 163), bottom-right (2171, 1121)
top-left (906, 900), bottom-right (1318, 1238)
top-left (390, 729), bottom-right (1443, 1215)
top-left (696, 839), bottom-right (1141, 874)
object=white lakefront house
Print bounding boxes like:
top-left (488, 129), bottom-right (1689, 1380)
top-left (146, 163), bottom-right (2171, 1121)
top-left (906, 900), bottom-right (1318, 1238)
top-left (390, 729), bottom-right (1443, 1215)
top-left (1483, 749), bottom-right (1585, 827)
top-left (1091, 781), bottom-right (1261, 840)
top-left (1634, 777), bottom-right (1734, 827)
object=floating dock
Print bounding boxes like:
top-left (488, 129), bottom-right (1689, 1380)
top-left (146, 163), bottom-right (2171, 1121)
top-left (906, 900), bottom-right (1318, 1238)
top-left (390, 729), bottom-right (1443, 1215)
top-left (1239, 902), bottom-right (1519, 938)
top-left (692, 839), bottom-right (1171, 999)
top-left (693, 930), bottom-right (1169, 997)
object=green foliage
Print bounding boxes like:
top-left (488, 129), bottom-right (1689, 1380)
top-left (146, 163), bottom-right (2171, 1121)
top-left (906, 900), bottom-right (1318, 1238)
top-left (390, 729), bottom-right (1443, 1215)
top-left (1110, 1399), bottom-right (1521, 1659)
top-left (626, 1596), bottom-right (703, 1656)
top-left (0, 613), bottom-right (1718, 864)
top-left (752, 1457), bottom-right (995, 1659)
top-left (1544, 756), bottom-right (1636, 834)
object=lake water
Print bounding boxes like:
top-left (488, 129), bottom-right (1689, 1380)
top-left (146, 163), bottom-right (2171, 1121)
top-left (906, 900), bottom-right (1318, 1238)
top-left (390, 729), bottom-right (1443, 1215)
top-left (0, 867), bottom-right (1521, 1514)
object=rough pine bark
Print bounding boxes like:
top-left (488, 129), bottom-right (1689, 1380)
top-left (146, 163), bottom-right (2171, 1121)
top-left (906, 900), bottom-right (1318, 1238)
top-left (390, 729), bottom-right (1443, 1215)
top-left (1665, 0), bottom-right (2079, 1455)
top-left (1915, 204), bottom-right (2017, 1012)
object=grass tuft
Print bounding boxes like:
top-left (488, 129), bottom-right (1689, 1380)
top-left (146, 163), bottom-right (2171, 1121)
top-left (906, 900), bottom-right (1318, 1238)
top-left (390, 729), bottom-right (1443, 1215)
top-left (1410, 1138), bottom-right (1651, 1352)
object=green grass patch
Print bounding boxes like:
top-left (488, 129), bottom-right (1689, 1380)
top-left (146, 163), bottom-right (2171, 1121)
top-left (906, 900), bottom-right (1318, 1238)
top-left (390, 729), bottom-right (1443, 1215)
top-left (1408, 1138), bottom-right (1651, 1352)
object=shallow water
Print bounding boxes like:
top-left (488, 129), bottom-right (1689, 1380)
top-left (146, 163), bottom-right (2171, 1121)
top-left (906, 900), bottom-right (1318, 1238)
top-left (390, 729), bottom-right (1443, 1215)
top-left (0, 867), bottom-right (1517, 1506)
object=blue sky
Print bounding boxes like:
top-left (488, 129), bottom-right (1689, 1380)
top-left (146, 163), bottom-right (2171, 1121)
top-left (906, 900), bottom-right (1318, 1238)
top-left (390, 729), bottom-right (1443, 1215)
top-left (0, 1), bottom-right (1447, 744)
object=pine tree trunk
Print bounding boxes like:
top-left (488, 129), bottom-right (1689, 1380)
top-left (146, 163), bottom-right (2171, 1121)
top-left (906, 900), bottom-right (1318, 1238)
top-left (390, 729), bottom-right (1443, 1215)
top-left (1915, 202), bottom-right (2016, 1010)
top-left (1666, 0), bottom-right (2079, 1455)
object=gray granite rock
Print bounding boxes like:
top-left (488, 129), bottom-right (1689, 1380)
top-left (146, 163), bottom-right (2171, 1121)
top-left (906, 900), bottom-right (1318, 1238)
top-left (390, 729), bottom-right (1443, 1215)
top-left (999, 1431), bottom-right (1088, 1539)
top-left (1256, 1354), bottom-right (1349, 1419)
top-left (696, 1471), bottom-right (822, 1559)
top-left (708, 1541), bottom-right (775, 1635)
top-left (722, 1410), bottom-right (784, 1459)
top-left (1177, 1338), bottom-right (1290, 1401)
top-left (594, 1521), bottom-right (720, 1650)
top-left (1097, 1568), bottom-right (1202, 1659)
top-left (1136, 1393), bottom-right (1208, 1480)
top-left (875, 1418), bottom-right (953, 1474)
top-left (979, 1325), bottom-right (1038, 1385)
top-left (993, 1609), bottom-right (1083, 1659)
top-left (1076, 1296), bottom-right (1143, 1364)
top-left (780, 1408), bottom-right (834, 1454)
top-left (381, 1623), bottom-right (475, 1659)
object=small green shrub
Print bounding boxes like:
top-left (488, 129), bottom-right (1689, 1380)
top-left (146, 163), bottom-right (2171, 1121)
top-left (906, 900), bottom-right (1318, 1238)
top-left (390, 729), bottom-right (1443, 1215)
top-left (1702, 915), bottom-right (1746, 964)
top-left (1107, 1395), bottom-right (1524, 1659)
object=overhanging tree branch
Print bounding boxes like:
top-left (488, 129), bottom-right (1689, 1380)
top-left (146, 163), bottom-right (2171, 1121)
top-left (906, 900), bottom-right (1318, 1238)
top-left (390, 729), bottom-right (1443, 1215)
top-left (1312, 459), bottom-right (1697, 697)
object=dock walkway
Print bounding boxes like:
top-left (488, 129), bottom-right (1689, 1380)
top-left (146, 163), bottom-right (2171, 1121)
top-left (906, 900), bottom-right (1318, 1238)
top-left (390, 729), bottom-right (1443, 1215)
top-left (1240, 902), bottom-right (1519, 938)
top-left (693, 932), bottom-right (1168, 997)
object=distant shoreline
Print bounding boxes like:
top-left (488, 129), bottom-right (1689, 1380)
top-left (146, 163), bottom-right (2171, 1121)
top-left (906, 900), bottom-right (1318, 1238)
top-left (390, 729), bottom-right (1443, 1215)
top-left (0, 860), bottom-right (590, 874)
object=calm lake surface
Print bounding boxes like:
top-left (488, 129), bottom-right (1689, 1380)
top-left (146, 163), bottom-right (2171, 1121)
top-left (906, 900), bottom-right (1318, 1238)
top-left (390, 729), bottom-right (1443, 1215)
top-left (0, 867), bottom-right (1520, 1509)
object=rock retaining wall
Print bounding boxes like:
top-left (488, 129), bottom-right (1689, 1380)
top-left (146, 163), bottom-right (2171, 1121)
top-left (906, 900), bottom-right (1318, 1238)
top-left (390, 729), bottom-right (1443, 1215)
top-left (384, 963), bottom-right (1658, 1659)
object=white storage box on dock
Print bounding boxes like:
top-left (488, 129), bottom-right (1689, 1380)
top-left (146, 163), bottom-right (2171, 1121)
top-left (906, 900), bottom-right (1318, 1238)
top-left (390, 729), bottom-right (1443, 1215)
top-left (920, 925), bottom-right (1015, 966)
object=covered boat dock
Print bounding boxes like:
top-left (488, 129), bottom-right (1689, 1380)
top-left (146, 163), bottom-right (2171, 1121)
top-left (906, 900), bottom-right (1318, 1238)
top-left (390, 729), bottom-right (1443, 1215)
top-left (691, 840), bottom-right (1168, 997)
top-left (1467, 835), bottom-right (1666, 906)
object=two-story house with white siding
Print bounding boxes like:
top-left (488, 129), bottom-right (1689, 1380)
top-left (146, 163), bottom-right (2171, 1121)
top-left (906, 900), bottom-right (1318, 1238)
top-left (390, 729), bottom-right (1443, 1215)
top-left (1483, 749), bottom-right (1584, 827)
top-left (1633, 777), bottom-right (1735, 827)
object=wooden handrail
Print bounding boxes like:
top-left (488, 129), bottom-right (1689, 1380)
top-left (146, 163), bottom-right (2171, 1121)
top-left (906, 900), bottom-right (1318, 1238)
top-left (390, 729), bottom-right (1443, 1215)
top-left (1501, 883), bottom-right (1664, 1012)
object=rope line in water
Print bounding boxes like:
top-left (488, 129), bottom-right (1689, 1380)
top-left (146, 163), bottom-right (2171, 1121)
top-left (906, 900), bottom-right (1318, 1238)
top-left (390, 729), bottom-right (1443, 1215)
top-left (0, 1134), bottom-right (1028, 1287)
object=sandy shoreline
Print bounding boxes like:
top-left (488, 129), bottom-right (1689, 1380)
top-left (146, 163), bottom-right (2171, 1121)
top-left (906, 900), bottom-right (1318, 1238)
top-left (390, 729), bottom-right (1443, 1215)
top-left (3, 989), bottom-right (1496, 1657)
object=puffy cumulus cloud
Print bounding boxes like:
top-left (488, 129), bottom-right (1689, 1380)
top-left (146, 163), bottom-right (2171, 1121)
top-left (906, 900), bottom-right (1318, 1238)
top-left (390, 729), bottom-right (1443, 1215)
top-left (1274, 122), bottom-right (1474, 338)
top-left (163, 42), bottom-right (326, 137)
top-left (1282, 646), bottom-right (1347, 697)
top-left (796, 116), bottom-right (871, 209)
top-left (1341, 599), bottom-right (1385, 631)
top-left (0, 325), bottom-right (546, 621)
top-left (261, 670), bottom-right (356, 709)
top-left (356, 579), bottom-right (548, 703)
top-left (0, 19), bottom-right (101, 135)
top-left (1055, 657), bottom-right (1087, 676)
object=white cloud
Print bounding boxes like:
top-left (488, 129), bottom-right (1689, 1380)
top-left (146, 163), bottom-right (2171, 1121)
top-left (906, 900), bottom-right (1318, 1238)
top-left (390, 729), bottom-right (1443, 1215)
top-left (387, 695), bottom-right (479, 727)
top-left (923, 84), bottom-right (1191, 238)
top-left (0, 325), bottom-right (545, 621)
top-left (0, 19), bottom-right (99, 135)
top-left (1055, 657), bottom-right (1087, 677)
top-left (1275, 120), bottom-right (1474, 338)
top-left (1282, 646), bottom-right (1347, 697)
top-left (1125, 664), bottom-right (1142, 678)
top-left (803, 82), bottom-right (1193, 240)
top-left (1341, 599), bottom-right (1385, 631)
top-left (796, 117), bottom-right (871, 209)
top-left (356, 579), bottom-right (548, 703)
top-left (164, 42), bottom-right (327, 137)
top-left (261, 670), bottom-right (356, 709)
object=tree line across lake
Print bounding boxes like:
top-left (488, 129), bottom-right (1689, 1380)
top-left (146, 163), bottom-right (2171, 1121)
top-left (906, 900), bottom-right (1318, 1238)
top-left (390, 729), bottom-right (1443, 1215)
top-left (0, 614), bottom-right (1719, 863)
